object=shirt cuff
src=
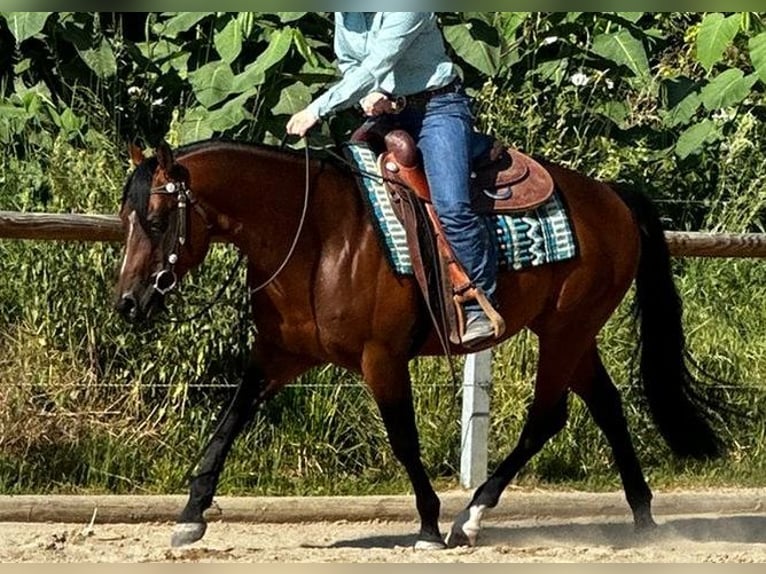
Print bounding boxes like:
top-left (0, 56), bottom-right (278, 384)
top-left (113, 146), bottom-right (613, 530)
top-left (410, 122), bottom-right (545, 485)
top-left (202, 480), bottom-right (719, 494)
top-left (306, 99), bottom-right (327, 121)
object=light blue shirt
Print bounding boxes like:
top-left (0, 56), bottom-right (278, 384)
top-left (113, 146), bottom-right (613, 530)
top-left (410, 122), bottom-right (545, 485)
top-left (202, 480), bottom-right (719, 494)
top-left (307, 12), bottom-right (459, 119)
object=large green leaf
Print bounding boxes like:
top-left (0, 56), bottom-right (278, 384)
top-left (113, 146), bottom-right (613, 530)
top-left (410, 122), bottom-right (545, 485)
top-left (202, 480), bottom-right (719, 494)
top-left (243, 27), bottom-right (294, 79)
top-left (5, 12), bottom-right (52, 42)
top-left (615, 13), bottom-right (644, 23)
top-left (596, 100), bottom-right (630, 128)
top-left (188, 61), bottom-right (235, 108)
top-left (138, 39), bottom-right (190, 76)
top-left (696, 13), bottom-right (740, 72)
top-left (0, 101), bottom-right (32, 120)
top-left (232, 62), bottom-right (266, 93)
top-left (206, 93), bottom-right (253, 132)
top-left (675, 119), bottom-right (719, 158)
top-left (215, 17), bottom-right (244, 64)
top-left (700, 68), bottom-right (758, 110)
top-left (495, 12), bottom-right (529, 38)
top-left (748, 32), bottom-right (766, 84)
top-left (237, 12), bottom-right (255, 38)
top-left (292, 28), bottom-right (318, 68)
top-left (461, 13), bottom-right (493, 25)
top-left (664, 92), bottom-right (701, 127)
top-left (55, 107), bottom-right (85, 139)
top-left (535, 58), bottom-right (568, 85)
top-left (155, 12), bottom-right (211, 37)
top-left (277, 13), bottom-right (307, 23)
top-left (442, 21), bottom-right (500, 76)
top-left (271, 82), bottom-right (313, 116)
top-left (177, 106), bottom-right (215, 144)
top-left (77, 38), bottom-right (117, 79)
top-left (591, 29), bottom-right (649, 79)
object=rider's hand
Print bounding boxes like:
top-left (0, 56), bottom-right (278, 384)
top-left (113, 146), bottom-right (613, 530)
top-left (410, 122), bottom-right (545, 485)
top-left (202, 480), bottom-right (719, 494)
top-left (360, 92), bottom-right (396, 116)
top-left (286, 108), bottom-right (320, 137)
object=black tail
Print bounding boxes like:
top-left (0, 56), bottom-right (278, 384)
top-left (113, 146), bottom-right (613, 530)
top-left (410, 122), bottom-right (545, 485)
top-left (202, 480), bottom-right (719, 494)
top-left (614, 184), bottom-right (725, 459)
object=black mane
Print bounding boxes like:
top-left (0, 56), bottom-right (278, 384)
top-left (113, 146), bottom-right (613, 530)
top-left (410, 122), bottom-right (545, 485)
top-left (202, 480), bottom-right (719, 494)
top-left (172, 137), bottom-right (350, 173)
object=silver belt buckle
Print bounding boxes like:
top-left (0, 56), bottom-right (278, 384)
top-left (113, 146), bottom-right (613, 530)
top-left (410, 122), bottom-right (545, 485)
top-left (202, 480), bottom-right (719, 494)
top-left (391, 95), bottom-right (406, 114)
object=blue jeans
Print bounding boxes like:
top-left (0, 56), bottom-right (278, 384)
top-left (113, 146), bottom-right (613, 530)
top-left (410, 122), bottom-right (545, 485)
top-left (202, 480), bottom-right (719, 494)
top-left (391, 90), bottom-right (498, 307)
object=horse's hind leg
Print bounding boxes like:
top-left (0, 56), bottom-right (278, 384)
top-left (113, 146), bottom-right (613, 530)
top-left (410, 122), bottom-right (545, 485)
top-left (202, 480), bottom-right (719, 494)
top-left (446, 336), bottom-right (573, 547)
top-left (570, 347), bottom-right (656, 530)
top-left (363, 348), bottom-right (444, 549)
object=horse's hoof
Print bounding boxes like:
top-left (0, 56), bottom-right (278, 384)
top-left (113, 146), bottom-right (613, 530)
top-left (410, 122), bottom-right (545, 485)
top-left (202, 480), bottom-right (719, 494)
top-left (414, 538), bottom-right (447, 550)
top-left (171, 522), bottom-right (207, 547)
top-left (445, 505), bottom-right (484, 548)
top-left (445, 525), bottom-right (473, 548)
top-left (635, 513), bottom-right (658, 532)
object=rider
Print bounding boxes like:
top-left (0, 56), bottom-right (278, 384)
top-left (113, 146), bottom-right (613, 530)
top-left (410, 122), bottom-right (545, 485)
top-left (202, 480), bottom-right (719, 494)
top-left (286, 12), bottom-right (499, 347)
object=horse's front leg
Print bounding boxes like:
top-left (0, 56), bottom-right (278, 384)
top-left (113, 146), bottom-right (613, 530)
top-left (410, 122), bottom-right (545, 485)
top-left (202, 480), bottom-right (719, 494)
top-left (171, 361), bottom-right (267, 547)
top-left (363, 347), bottom-right (444, 549)
top-left (172, 351), bottom-right (310, 547)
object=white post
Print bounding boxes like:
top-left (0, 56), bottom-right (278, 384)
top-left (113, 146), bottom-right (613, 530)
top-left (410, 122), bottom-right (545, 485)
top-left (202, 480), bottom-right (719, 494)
top-left (460, 349), bottom-right (493, 489)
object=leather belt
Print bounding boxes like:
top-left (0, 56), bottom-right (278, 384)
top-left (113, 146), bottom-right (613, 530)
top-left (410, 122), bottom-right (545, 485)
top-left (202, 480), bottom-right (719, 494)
top-left (392, 79), bottom-right (462, 113)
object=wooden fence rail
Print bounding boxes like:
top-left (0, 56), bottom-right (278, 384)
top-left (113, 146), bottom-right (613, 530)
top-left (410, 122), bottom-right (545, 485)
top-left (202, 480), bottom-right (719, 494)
top-left (0, 211), bottom-right (123, 242)
top-left (3, 211), bottom-right (766, 257)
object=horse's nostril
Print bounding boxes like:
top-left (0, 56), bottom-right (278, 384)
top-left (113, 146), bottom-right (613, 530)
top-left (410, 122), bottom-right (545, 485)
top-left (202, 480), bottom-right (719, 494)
top-left (116, 293), bottom-right (137, 316)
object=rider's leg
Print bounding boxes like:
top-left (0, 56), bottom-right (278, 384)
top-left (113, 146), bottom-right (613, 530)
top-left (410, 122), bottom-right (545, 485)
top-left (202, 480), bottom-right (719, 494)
top-left (416, 91), bottom-right (498, 346)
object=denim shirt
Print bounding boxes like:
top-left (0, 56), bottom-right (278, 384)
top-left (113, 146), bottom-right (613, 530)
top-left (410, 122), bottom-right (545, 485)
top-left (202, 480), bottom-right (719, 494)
top-left (307, 12), bottom-right (459, 119)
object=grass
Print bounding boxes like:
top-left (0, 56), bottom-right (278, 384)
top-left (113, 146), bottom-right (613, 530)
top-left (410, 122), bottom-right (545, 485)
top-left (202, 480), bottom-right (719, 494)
top-left (2, 255), bottom-right (765, 497)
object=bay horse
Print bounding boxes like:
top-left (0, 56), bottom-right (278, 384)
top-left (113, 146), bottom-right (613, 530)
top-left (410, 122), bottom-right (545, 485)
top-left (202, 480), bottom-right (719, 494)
top-left (115, 137), bottom-right (728, 549)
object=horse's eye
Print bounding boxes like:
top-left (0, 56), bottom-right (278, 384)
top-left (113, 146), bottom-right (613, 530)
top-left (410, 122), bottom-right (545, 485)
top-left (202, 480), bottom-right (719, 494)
top-left (148, 217), bottom-right (168, 235)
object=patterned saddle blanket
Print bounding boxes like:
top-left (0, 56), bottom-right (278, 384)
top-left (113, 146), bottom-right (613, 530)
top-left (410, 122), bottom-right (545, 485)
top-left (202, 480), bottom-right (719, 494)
top-left (344, 142), bottom-right (578, 277)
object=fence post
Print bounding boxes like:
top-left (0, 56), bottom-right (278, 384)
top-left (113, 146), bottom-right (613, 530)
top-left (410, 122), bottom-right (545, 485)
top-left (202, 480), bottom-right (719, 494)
top-left (460, 349), bottom-right (493, 489)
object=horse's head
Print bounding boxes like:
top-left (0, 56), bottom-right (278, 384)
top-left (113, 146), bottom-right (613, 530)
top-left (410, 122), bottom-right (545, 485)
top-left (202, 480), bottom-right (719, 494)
top-left (115, 141), bottom-right (212, 323)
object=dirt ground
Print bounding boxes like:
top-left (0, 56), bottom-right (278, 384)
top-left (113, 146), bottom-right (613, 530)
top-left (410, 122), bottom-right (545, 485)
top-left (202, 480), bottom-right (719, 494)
top-left (2, 494), bottom-right (766, 563)
top-left (2, 514), bottom-right (766, 563)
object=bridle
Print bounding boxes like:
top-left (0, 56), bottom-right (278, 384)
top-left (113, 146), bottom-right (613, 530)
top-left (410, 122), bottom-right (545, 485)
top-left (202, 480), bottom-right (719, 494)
top-left (148, 178), bottom-right (207, 296)
top-left (141, 144), bottom-right (311, 322)
top-left (145, 176), bottom-right (247, 325)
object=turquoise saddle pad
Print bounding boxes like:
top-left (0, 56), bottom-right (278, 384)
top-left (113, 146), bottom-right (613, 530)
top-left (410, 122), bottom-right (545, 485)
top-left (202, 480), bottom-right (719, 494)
top-left (344, 142), bottom-right (578, 277)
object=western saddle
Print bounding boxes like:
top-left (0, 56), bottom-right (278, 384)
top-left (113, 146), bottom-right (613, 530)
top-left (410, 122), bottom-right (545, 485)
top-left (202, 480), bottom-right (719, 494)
top-left (350, 125), bottom-right (555, 351)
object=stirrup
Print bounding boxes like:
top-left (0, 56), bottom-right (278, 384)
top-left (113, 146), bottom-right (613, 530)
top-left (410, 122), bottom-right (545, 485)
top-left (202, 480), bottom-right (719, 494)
top-left (454, 287), bottom-right (505, 346)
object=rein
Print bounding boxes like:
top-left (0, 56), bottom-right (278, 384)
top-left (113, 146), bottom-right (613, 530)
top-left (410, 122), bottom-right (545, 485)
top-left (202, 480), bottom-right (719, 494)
top-left (248, 143), bottom-right (311, 294)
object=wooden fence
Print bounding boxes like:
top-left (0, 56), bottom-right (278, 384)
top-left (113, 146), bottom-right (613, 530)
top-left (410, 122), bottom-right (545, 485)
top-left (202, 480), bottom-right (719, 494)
top-left (4, 210), bottom-right (766, 256)
top-left (3, 210), bottom-right (766, 488)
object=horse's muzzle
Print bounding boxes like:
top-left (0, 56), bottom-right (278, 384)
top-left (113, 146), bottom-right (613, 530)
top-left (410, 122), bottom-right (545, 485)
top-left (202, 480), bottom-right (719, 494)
top-left (115, 292), bottom-right (139, 323)
top-left (115, 287), bottom-right (166, 324)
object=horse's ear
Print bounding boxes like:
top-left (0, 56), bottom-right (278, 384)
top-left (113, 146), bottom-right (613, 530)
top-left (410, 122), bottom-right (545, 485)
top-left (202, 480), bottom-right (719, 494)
top-left (156, 140), bottom-right (175, 172)
top-left (128, 142), bottom-right (144, 167)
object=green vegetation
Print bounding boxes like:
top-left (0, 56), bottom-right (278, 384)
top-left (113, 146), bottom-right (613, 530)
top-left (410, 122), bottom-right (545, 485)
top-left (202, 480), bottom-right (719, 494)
top-left (1, 12), bottom-right (766, 495)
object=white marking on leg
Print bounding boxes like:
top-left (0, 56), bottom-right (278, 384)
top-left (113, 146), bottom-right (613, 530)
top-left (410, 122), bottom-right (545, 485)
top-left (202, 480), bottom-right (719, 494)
top-left (462, 504), bottom-right (487, 546)
top-left (120, 210), bottom-right (137, 276)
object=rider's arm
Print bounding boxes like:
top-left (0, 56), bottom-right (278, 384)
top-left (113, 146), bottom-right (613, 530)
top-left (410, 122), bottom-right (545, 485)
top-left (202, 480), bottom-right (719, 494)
top-left (306, 12), bottom-right (430, 120)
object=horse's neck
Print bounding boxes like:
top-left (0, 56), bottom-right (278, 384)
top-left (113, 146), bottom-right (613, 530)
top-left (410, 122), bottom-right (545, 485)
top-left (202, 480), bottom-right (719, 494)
top-left (185, 147), bottom-right (302, 217)
top-left (185, 147), bottom-right (362, 269)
